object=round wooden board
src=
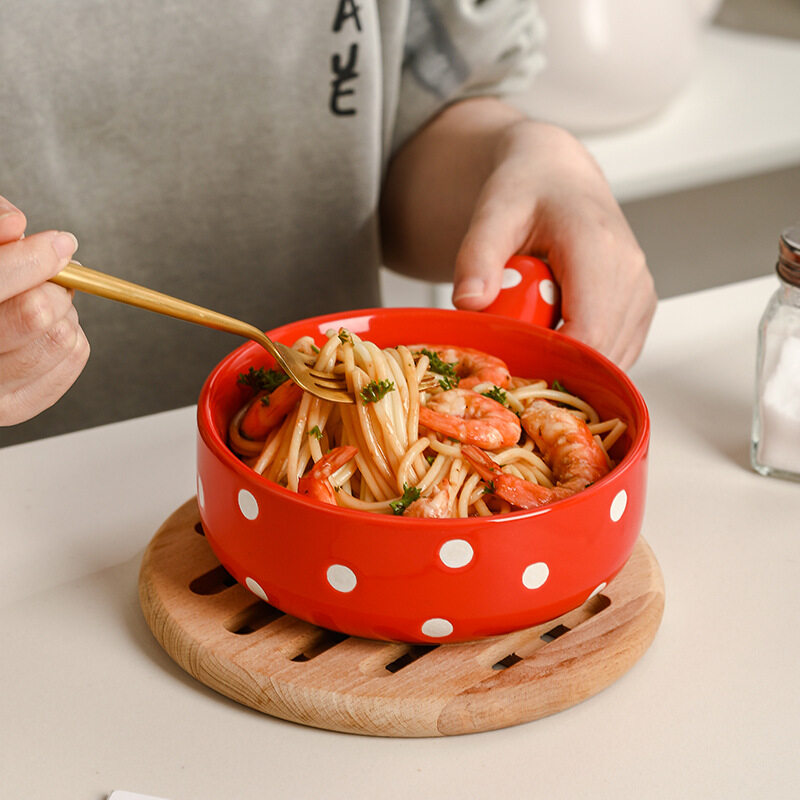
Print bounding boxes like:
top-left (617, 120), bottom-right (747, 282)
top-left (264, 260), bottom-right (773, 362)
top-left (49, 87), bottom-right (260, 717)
top-left (139, 498), bottom-right (664, 737)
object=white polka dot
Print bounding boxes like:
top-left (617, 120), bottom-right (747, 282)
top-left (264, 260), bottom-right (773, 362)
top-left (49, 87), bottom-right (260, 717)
top-left (522, 561), bottom-right (550, 589)
top-left (326, 564), bottom-right (357, 593)
top-left (610, 490), bottom-right (628, 522)
top-left (421, 618), bottom-right (453, 638)
top-left (588, 582), bottom-right (606, 600)
top-left (501, 267), bottom-right (523, 289)
top-left (245, 577), bottom-right (269, 602)
top-left (438, 539), bottom-right (474, 568)
top-left (539, 279), bottom-right (557, 305)
top-left (237, 489), bottom-right (259, 520)
top-left (197, 476), bottom-right (205, 511)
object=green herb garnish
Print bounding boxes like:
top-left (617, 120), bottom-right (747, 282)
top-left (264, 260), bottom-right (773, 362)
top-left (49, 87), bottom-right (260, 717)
top-left (310, 344), bottom-right (320, 354)
top-left (438, 376), bottom-right (458, 391)
top-left (481, 386), bottom-right (508, 406)
top-left (420, 349), bottom-right (460, 386)
top-left (390, 483), bottom-right (422, 515)
top-left (238, 366), bottom-right (288, 394)
top-left (338, 330), bottom-right (353, 345)
top-left (425, 454), bottom-right (436, 466)
top-left (549, 379), bottom-right (574, 408)
top-left (308, 425), bottom-right (323, 440)
top-left (359, 379), bottom-right (395, 404)
top-left (482, 480), bottom-right (496, 495)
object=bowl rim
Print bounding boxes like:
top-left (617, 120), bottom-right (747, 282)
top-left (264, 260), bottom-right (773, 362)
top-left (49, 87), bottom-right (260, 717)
top-left (197, 306), bottom-right (650, 527)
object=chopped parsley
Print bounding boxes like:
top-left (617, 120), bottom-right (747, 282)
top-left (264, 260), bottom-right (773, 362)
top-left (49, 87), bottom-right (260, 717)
top-left (481, 386), bottom-right (508, 406)
top-left (390, 483), bottom-right (422, 515)
top-left (419, 348), bottom-right (460, 387)
top-left (308, 425), bottom-right (323, 440)
top-left (482, 480), bottom-right (496, 495)
top-left (337, 330), bottom-right (353, 345)
top-left (437, 376), bottom-right (458, 391)
top-left (359, 379), bottom-right (395, 404)
top-left (549, 378), bottom-right (574, 408)
top-left (238, 366), bottom-right (288, 394)
top-left (425, 454), bottom-right (436, 466)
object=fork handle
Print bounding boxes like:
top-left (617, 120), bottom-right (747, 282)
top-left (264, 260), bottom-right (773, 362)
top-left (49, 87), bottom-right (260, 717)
top-left (51, 261), bottom-right (277, 355)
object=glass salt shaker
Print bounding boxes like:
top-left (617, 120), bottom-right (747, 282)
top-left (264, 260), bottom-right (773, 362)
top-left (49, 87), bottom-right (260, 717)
top-left (751, 223), bottom-right (800, 481)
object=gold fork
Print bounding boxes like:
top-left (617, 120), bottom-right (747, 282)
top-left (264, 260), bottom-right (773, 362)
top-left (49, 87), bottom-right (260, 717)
top-left (51, 262), bottom-right (354, 404)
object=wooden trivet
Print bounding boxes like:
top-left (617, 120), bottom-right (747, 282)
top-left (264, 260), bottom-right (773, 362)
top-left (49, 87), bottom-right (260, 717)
top-left (139, 498), bottom-right (664, 737)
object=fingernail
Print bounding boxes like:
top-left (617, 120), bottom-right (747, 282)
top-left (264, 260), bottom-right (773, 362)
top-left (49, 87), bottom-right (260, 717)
top-left (52, 231), bottom-right (78, 261)
top-left (452, 278), bottom-right (486, 302)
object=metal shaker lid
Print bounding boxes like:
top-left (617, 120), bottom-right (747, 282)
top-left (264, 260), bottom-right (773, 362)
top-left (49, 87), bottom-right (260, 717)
top-left (778, 224), bottom-right (800, 286)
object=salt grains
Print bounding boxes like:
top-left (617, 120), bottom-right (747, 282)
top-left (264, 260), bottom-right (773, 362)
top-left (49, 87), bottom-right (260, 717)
top-left (757, 336), bottom-right (800, 474)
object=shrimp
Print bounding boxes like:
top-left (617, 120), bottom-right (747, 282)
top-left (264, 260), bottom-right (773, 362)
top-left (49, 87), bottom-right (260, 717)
top-left (240, 380), bottom-right (303, 440)
top-left (418, 388), bottom-right (521, 449)
top-left (460, 445), bottom-right (548, 509)
top-left (404, 480), bottom-right (451, 518)
top-left (461, 399), bottom-right (609, 509)
top-left (521, 399), bottom-right (609, 491)
top-left (414, 344), bottom-right (511, 390)
top-left (297, 445), bottom-right (359, 505)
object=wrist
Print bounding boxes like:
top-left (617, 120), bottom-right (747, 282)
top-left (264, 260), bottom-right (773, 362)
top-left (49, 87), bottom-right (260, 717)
top-left (495, 119), bottom-right (606, 185)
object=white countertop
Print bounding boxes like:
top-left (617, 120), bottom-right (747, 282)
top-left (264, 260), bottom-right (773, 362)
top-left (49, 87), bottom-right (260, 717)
top-left (2, 276), bottom-right (800, 800)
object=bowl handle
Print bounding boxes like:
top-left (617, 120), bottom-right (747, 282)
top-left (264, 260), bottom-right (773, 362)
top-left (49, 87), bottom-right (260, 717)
top-left (483, 255), bottom-right (561, 328)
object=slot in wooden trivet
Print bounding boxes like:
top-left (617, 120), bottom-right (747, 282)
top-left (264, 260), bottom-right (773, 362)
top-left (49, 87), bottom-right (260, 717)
top-left (139, 498), bottom-right (664, 737)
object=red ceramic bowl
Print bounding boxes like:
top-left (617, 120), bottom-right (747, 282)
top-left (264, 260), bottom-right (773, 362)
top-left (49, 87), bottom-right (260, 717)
top-left (485, 255), bottom-right (561, 327)
top-left (197, 309), bottom-right (649, 643)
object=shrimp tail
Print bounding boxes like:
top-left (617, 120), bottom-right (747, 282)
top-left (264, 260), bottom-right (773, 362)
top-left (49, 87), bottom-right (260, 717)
top-left (460, 445), bottom-right (501, 483)
top-left (308, 445), bottom-right (358, 479)
top-left (240, 380), bottom-right (304, 440)
top-left (298, 445), bottom-right (358, 505)
top-left (461, 444), bottom-right (556, 510)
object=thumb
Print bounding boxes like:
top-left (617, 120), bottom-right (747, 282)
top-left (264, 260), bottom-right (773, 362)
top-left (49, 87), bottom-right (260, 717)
top-left (451, 184), bottom-right (531, 311)
top-left (0, 196), bottom-right (27, 243)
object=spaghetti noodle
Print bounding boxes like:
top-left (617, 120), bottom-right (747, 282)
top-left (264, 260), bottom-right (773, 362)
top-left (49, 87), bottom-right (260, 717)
top-left (228, 330), bottom-right (626, 517)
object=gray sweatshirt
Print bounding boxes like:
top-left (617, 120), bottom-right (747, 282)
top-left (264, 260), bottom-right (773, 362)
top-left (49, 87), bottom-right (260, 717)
top-left (0, 0), bottom-right (543, 444)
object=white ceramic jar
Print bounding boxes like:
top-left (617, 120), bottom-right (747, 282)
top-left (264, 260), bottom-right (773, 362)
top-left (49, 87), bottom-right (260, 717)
top-left (521, 0), bottom-right (724, 132)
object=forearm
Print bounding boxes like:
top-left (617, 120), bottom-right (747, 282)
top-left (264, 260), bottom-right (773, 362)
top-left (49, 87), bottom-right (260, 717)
top-left (380, 97), bottom-right (605, 282)
top-left (380, 97), bottom-right (525, 282)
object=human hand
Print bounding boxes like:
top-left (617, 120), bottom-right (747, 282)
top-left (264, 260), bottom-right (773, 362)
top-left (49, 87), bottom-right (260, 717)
top-left (0, 196), bottom-right (89, 425)
top-left (451, 121), bottom-right (656, 369)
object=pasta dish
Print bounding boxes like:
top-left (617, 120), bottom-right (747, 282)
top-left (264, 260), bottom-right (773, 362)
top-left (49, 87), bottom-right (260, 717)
top-left (228, 329), bottom-right (626, 517)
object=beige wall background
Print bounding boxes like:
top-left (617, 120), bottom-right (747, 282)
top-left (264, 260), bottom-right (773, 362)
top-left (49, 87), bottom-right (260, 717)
top-left (635, 0), bottom-right (799, 296)
top-left (622, 164), bottom-right (800, 299)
